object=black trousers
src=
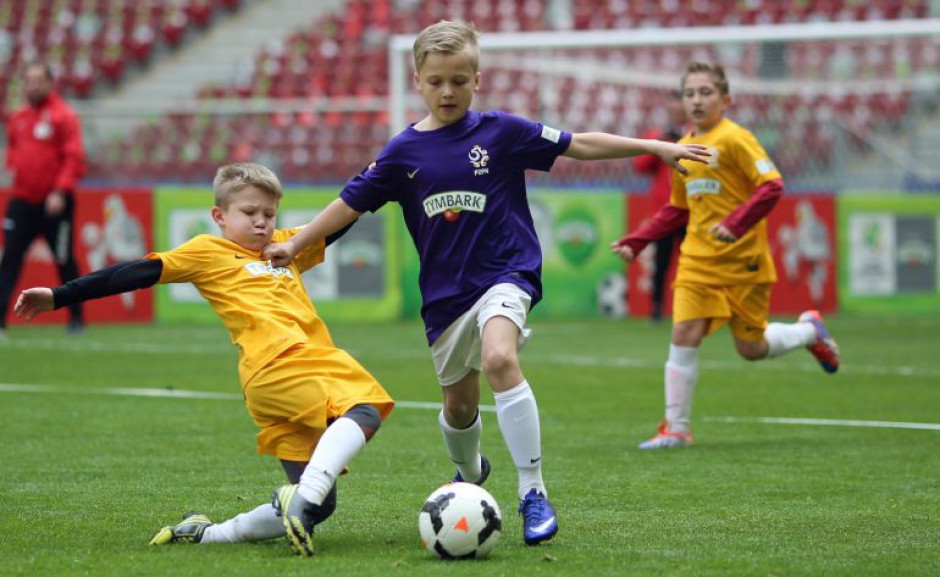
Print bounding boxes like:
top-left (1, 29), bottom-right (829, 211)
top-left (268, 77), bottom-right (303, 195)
top-left (650, 231), bottom-right (684, 320)
top-left (0, 196), bottom-right (83, 327)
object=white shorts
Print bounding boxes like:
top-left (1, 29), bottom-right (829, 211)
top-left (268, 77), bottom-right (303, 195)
top-left (430, 283), bottom-right (533, 386)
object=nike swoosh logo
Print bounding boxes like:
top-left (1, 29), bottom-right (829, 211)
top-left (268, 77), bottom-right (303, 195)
top-left (529, 516), bottom-right (556, 533)
top-left (235, 255), bottom-right (248, 259)
top-left (407, 169), bottom-right (420, 179)
top-left (529, 457), bottom-right (541, 464)
top-left (501, 302), bottom-right (514, 309)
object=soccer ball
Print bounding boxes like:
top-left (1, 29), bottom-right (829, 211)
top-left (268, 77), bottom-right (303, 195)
top-left (597, 272), bottom-right (627, 318)
top-left (418, 482), bottom-right (502, 559)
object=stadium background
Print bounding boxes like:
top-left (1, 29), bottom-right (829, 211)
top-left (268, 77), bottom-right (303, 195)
top-left (1, 0), bottom-right (938, 327)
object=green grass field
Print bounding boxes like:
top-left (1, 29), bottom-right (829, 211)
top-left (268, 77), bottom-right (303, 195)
top-left (0, 316), bottom-right (937, 577)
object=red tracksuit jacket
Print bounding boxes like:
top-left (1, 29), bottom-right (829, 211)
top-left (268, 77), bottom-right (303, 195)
top-left (5, 92), bottom-right (86, 204)
top-left (632, 127), bottom-right (675, 209)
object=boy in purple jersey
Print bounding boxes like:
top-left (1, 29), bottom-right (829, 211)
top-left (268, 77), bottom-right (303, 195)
top-left (263, 19), bottom-right (709, 546)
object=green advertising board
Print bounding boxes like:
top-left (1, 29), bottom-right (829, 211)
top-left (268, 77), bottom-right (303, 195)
top-left (400, 189), bottom-right (626, 319)
top-left (154, 187), bottom-right (401, 323)
top-left (838, 194), bottom-right (940, 315)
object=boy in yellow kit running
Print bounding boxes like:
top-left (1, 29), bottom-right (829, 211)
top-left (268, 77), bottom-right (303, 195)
top-left (14, 162), bottom-right (394, 556)
top-left (613, 62), bottom-right (840, 449)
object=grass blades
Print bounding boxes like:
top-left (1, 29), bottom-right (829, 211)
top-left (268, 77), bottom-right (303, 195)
top-left (0, 316), bottom-right (937, 577)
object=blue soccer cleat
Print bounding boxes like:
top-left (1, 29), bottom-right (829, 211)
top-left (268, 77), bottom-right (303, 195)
top-left (452, 454), bottom-right (491, 486)
top-left (518, 488), bottom-right (558, 546)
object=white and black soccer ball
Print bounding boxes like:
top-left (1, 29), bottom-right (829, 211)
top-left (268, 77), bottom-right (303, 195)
top-left (597, 272), bottom-right (627, 318)
top-left (418, 482), bottom-right (502, 559)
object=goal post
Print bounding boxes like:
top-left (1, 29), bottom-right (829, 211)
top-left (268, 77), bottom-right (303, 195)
top-left (388, 18), bottom-right (940, 190)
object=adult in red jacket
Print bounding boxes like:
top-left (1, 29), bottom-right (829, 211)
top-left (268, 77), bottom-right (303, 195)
top-left (632, 90), bottom-right (687, 321)
top-left (0, 62), bottom-right (86, 335)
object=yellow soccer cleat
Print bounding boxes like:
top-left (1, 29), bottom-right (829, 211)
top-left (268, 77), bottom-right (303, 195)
top-left (149, 512), bottom-right (213, 546)
top-left (273, 485), bottom-right (318, 557)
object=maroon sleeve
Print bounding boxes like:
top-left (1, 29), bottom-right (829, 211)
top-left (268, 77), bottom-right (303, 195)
top-left (721, 178), bottom-right (783, 238)
top-left (615, 204), bottom-right (689, 255)
top-left (53, 108), bottom-right (86, 192)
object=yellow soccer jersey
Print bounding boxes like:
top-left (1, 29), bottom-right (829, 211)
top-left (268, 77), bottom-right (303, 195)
top-left (147, 228), bottom-right (328, 384)
top-left (671, 118), bottom-right (781, 285)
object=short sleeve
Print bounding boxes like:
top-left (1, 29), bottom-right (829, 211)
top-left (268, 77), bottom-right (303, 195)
top-left (340, 144), bottom-right (405, 213)
top-left (149, 235), bottom-right (213, 284)
top-left (729, 129), bottom-right (782, 187)
top-left (495, 111), bottom-right (572, 172)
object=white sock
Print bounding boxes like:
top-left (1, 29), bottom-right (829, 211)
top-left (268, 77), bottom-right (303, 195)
top-left (494, 380), bottom-right (545, 499)
top-left (200, 504), bottom-right (284, 544)
top-left (764, 321), bottom-right (817, 358)
top-left (297, 417), bottom-right (365, 505)
top-left (439, 410), bottom-right (483, 482)
top-left (665, 344), bottom-right (699, 433)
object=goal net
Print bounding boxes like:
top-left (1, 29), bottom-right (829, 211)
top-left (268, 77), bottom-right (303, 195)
top-left (388, 19), bottom-right (940, 192)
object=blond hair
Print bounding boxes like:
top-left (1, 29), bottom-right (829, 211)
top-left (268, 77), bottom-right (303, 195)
top-left (212, 162), bottom-right (283, 208)
top-left (413, 19), bottom-right (480, 72)
top-left (681, 61), bottom-right (730, 95)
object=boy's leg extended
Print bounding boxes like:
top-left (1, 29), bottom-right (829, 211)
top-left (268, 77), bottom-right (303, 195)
top-left (753, 285), bottom-right (839, 372)
top-left (195, 504), bottom-right (284, 544)
top-left (248, 346), bottom-right (392, 556)
top-left (728, 283), bottom-right (838, 371)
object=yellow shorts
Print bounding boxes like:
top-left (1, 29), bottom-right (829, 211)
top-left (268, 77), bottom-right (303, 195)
top-left (243, 344), bottom-right (394, 461)
top-left (673, 282), bottom-right (771, 342)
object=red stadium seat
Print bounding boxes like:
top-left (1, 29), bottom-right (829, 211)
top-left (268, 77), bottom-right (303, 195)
top-left (68, 0), bottom-right (930, 183)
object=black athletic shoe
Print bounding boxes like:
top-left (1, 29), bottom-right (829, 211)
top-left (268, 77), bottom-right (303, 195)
top-left (452, 455), bottom-right (491, 486)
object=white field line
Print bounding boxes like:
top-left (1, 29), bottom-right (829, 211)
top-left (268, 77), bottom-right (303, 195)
top-left (1, 339), bottom-right (936, 379)
top-left (705, 415), bottom-right (940, 431)
top-left (0, 383), bottom-right (936, 430)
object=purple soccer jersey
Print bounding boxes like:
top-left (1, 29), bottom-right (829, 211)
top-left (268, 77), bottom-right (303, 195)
top-left (341, 110), bottom-right (572, 344)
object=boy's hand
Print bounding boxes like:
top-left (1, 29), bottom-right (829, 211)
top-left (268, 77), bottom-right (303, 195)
top-left (708, 222), bottom-right (738, 243)
top-left (261, 239), bottom-right (296, 267)
top-left (656, 142), bottom-right (710, 175)
top-left (14, 288), bottom-right (55, 321)
top-left (610, 240), bottom-right (636, 263)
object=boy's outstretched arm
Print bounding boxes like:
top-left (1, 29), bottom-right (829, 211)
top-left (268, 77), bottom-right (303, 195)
top-left (15, 259), bottom-right (162, 321)
top-left (563, 133), bottom-right (709, 175)
top-left (611, 204), bottom-right (690, 263)
top-left (14, 288), bottom-right (55, 321)
top-left (263, 198), bottom-right (362, 267)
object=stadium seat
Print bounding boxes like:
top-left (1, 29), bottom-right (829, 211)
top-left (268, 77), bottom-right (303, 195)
top-left (67, 0), bottom-right (933, 184)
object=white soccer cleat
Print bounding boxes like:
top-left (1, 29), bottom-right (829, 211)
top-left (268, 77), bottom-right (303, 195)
top-left (638, 421), bottom-right (694, 449)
